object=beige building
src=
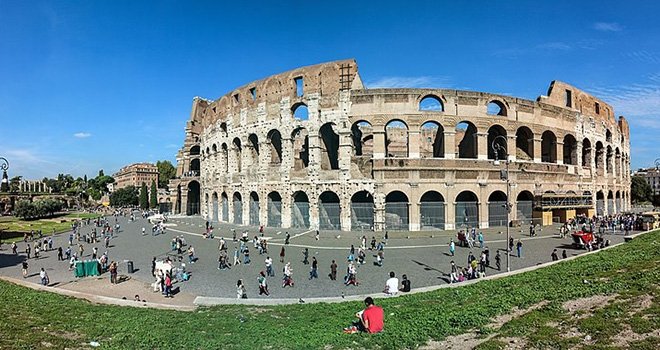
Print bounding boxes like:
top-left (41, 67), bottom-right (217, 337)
top-left (113, 163), bottom-right (159, 190)
top-left (169, 59), bottom-right (631, 230)
top-left (633, 168), bottom-right (660, 196)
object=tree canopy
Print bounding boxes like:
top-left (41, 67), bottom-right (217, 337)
top-left (631, 175), bottom-right (652, 203)
top-left (109, 186), bottom-right (139, 207)
top-left (156, 160), bottom-right (176, 188)
top-left (14, 198), bottom-right (63, 220)
top-left (150, 180), bottom-right (158, 208)
top-left (139, 182), bottom-right (149, 209)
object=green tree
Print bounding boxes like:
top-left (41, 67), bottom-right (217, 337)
top-left (9, 176), bottom-right (22, 192)
top-left (156, 160), bottom-right (176, 188)
top-left (150, 180), bottom-right (158, 208)
top-left (631, 175), bottom-right (652, 203)
top-left (110, 186), bottom-right (139, 207)
top-left (139, 182), bottom-right (149, 209)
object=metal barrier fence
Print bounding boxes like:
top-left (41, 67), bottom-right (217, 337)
top-left (267, 199), bottom-right (282, 227)
top-left (616, 199), bottom-right (621, 214)
top-left (488, 201), bottom-right (508, 227)
top-left (351, 203), bottom-right (374, 230)
top-left (385, 203), bottom-right (409, 230)
top-left (419, 202), bottom-right (445, 230)
top-left (222, 199), bottom-right (229, 222)
top-left (291, 202), bottom-right (310, 228)
top-left (212, 199), bottom-right (218, 222)
top-left (187, 203), bottom-right (200, 216)
top-left (233, 199), bottom-right (242, 224)
top-left (249, 199), bottom-right (259, 226)
top-left (455, 202), bottom-right (478, 229)
top-left (607, 199), bottom-right (614, 216)
top-left (596, 199), bottom-right (605, 216)
top-left (319, 203), bottom-right (341, 230)
top-left (516, 200), bottom-right (533, 223)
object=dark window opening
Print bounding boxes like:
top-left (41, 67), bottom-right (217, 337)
top-left (565, 90), bottom-right (572, 108)
top-left (250, 87), bottom-right (256, 100)
top-left (295, 77), bottom-right (304, 97)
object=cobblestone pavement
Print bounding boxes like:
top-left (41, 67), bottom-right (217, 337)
top-left (0, 214), bottom-right (630, 302)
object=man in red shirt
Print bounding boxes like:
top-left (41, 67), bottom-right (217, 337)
top-left (359, 297), bottom-right (384, 333)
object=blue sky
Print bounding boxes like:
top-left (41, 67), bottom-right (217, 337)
top-left (1, 1), bottom-right (659, 179)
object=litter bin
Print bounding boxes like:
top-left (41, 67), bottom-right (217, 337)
top-left (127, 260), bottom-right (134, 274)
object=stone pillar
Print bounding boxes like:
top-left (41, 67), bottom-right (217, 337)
top-left (507, 135), bottom-right (517, 161)
top-left (260, 193), bottom-right (268, 227)
top-left (242, 191), bottom-right (250, 226)
top-left (408, 129), bottom-right (420, 158)
top-left (309, 194), bottom-right (319, 230)
top-left (281, 136), bottom-right (293, 181)
top-left (374, 193), bottom-right (385, 231)
top-left (444, 131), bottom-right (456, 159)
top-left (409, 201), bottom-right (420, 231)
top-left (340, 198), bottom-right (351, 231)
top-left (282, 190), bottom-right (292, 228)
top-left (445, 200), bottom-right (456, 230)
top-left (477, 132), bottom-right (488, 160)
top-left (576, 141), bottom-right (583, 168)
top-left (373, 130), bottom-right (386, 159)
top-left (479, 201), bottom-right (488, 229)
top-left (533, 138), bottom-right (542, 163)
top-left (556, 141), bottom-right (564, 165)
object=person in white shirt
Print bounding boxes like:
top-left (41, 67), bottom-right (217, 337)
top-left (384, 271), bottom-right (399, 295)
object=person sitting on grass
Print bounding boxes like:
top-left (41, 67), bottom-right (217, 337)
top-left (343, 297), bottom-right (384, 334)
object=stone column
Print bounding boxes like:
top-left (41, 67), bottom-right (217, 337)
top-left (576, 141), bottom-right (583, 168)
top-left (373, 130), bottom-right (386, 159)
top-left (374, 193), bottom-right (385, 231)
top-left (282, 190), bottom-right (292, 228)
top-left (242, 191), bottom-right (250, 226)
top-left (309, 193), bottom-right (319, 231)
top-left (477, 132), bottom-right (488, 160)
top-left (479, 201), bottom-right (488, 229)
top-left (556, 141), bottom-right (564, 165)
top-left (444, 130), bottom-right (456, 159)
top-left (507, 135), bottom-right (517, 161)
top-left (408, 129), bottom-right (420, 158)
top-left (340, 197), bottom-right (351, 231)
top-left (533, 138), bottom-right (542, 163)
top-left (445, 201), bottom-right (456, 230)
top-left (409, 201), bottom-right (420, 231)
top-left (281, 136), bottom-right (293, 182)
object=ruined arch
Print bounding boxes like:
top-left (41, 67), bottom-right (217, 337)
top-left (212, 192), bottom-right (219, 222)
top-left (232, 137), bottom-right (242, 173)
top-left (541, 130), bottom-right (557, 163)
top-left (211, 144), bottom-right (217, 154)
top-left (291, 191), bottom-right (310, 228)
top-left (186, 181), bottom-right (200, 215)
top-left (456, 121), bottom-right (478, 159)
top-left (606, 129), bottom-right (612, 143)
top-left (232, 192), bottom-right (243, 224)
top-left (582, 138), bottom-right (592, 167)
top-left (516, 126), bottom-right (534, 161)
top-left (319, 122), bottom-right (340, 170)
top-left (189, 145), bottom-right (200, 156)
top-left (596, 190), bottom-right (605, 216)
top-left (351, 120), bottom-right (373, 156)
top-left (189, 158), bottom-right (200, 175)
top-left (419, 95), bottom-right (444, 112)
top-left (385, 120), bottom-right (409, 157)
top-left (319, 191), bottom-right (341, 230)
top-left (487, 124), bottom-right (507, 160)
top-left (563, 134), bottom-right (577, 165)
top-left (291, 127), bottom-right (309, 170)
top-left (420, 190), bottom-right (445, 230)
top-left (221, 192), bottom-right (229, 221)
top-left (595, 141), bottom-right (604, 171)
top-left (487, 100), bottom-right (507, 116)
top-left (292, 103), bottom-right (309, 120)
top-left (221, 143), bottom-right (229, 172)
top-left (351, 190), bottom-right (374, 230)
top-left (385, 191), bottom-right (409, 230)
top-left (606, 145), bottom-right (613, 174)
top-left (420, 121), bottom-right (444, 158)
top-left (248, 134), bottom-right (259, 168)
top-left (267, 129), bottom-right (282, 165)
top-left (455, 191), bottom-right (479, 228)
top-left (267, 191), bottom-right (282, 227)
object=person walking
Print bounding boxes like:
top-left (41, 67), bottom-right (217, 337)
top-left (508, 237), bottom-right (514, 253)
top-left (302, 248), bottom-right (309, 265)
top-left (551, 249), bottom-right (559, 261)
top-left (450, 261), bottom-right (458, 283)
top-left (164, 273), bottom-right (173, 298)
top-left (243, 248), bottom-right (251, 265)
top-left (233, 247), bottom-right (241, 266)
top-left (309, 257), bottom-right (318, 279)
top-left (516, 239), bottom-right (523, 258)
top-left (109, 261), bottom-right (118, 284)
top-left (25, 244), bottom-right (31, 259)
top-left (265, 256), bottom-right (274, 277)
top-left (285, 232), bottom-right (290, 245)
top-left (258, 272), bottom-right (269, 296)
top-left (478, 232), bottom-right (484, 248)
top-left (151, 257), bottom-right (156, 276)
top-left (39, 268), bottom-right (49, 286)
top-left (237, 279), bottom-right (247, 299)
top-left (562, 249), bottom-right (568, 259)
top-left (11, 242), bottom-right (17, 255)
top-left (329, 259), bottom-right (338, 280)
top-left (57, 247), bottom-right (63, 261)
top-left (21, 260), bottom-right (28, 278)
top-left (449, 239), bottom-right (455, 257)
top-left (279, 246), bottom-right (286, 263)
top-left (495, 250), bottom-right (501, 271)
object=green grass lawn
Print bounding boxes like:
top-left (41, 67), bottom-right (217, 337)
top-left (0, 230), bottom-right (658, 349)
top-left (0, 212), bottom-right (102, 242)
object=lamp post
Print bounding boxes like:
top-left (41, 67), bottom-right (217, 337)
top-left (655, 158), bottom-right (660, 196)
top-left (492, 136), bottom-right (511, 272)
top-left (0, 157), bottom-right (9, 192)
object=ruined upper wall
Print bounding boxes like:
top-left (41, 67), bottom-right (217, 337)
top-left (194, 59), bottom-right (360, 129)
top-left (540, 81), bottom-right (621, 129)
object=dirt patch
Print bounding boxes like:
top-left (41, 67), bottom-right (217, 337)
top-left (498, 337), bottom-right (528, 349)
top-left (562, 294), bottom-right (617, 314)
top-left (611, 323), bottom-right (660, 347)
top-left (421, 333), bottom-right (484, 350)
top-left (488, 301), bottom-right (549, 329)
top-left (629, 294), bottom-right (654, 314)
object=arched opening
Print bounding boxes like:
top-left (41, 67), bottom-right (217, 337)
top-left (249, 192), bottom-right (260, 226)
top-left (320, 123), bottom-right (340, 170)
top-left (606, 146), bottom-right (613, 174)
top-left (419, 95), bottom-right (444, 111)
top-left (487, 100), bottom-right (507, 116)
top-left (582, 138), bottom-right (592, 167)
top-left (232, 192), bottom-right (243, 224)
top-left (456, 121), bottom-right (478, 159)
top-left (606, 129), bottom-right (612, 143)
top-left (596, 191), bottom-right (605, 216)
top-left (248, 134), bottom-right (259, 167)
top-left (420, 191), bottom-right (445, 230)
top-left (211, 144), bottom-right (217, 155)
top-left (189, 145), bottom-right (200, 156)
top-left (291, 191), bottom-right (310, 228)
top-left (292, 103), bottom-right (309, 120)
top-left (221, 192), bottom-right (229, 221)
top-left (291, 128), bottom-right (309, 171)
top-left (385, 191), bottom-right (409, 230)
top-left (516, 126), bottom-right (534, 161)
top-left (189, 158), bottom-right (200, 175)
top-left (221, 143), bottom-right (229, 172)
top-left (351, 191), bottom-right (374, 230)
top-left (488, 191), bottom-right (508, 227)
top-left (267, 191), bottom-right (282, 227)
top-left (186, 181), bottom-right (200, 215)
top-left (595, 141), bottom-right (604, 173)
top-left (267, 129), bottom-right (282, 165)
top-left (615, 148), bottom-right (621, 176)
top-left (607, 190), bottom-right (614, 216)
top-left (420, 121), bottom-right (444, 158)
top-left (516, 191), bottom-right (534, 224)
top-left (351, 121), bottom-right (373, 156)
top-left (541, 130), bottom-right (557, 163)
top-left (220, 122), bottom-right (227, 137)
top-left (487, 125), bottom-right (507, 160)
top-left (455, 191), bottom-right (479, 229)
top-left (385, 120), bottom-right (409, 157)
top-left (615, 191), bottom-right (621, 215)
top-left (319, 191), bottom-right (341, 230)
top-left (563, 134), bottom-right (577, 165)
top-left (232, 137), bottom-right (242, 173)
top-left (212, 192), bottom-right (219, 222)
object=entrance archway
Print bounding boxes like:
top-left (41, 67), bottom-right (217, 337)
top-left (292, 191), bottom-right (310, 228)
top-left (488, 191), bottom-right (508, 227)
top-left (455, 191), bottom-right (479, 228)
top-left (516, 191), bottom-right (534, 224)
top-left (186, 181), bottom-right (200, 215)
top-left (233, 192), bottom-right (243, 224)
top-left (420, 191), bottom-right (445, 230)
top-left (319, 191), bottom-right (341, 230)
top-left (385, 191), bottom-right (409, 230)
top-left (351, 191), bottom-right (374, 230)
top-left (267, 191), bottom-right (282, 227)
top-left (249, 192), bottom-right (260, 226)
top-left (212, 192), bottom-right (218, 222)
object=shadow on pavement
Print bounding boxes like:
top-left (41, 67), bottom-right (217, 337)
top-left (0, 252), bottom-right (25, 269)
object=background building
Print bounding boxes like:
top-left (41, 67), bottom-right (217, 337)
top-left (170, 59), bottom-right (631, 230)
top-left (113, 163), bottom-right (159, 190)
top-left (633, 168), bottom-right (660, 196)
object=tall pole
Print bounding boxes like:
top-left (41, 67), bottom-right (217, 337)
top-left (491, 136), bottom-right (511, 272)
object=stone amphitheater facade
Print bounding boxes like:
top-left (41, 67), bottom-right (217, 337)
top-left (168, 59), bottom-right (631, 231)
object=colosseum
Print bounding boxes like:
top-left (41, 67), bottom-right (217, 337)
top-left (168, 59), bottom-right (631, 232)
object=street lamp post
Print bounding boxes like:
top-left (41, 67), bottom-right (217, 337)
top-left (655, 158), bottom-right (660, 196)
top-left (0, 157), bottom-right (9, 192)
top-left (492, 136), bottom-right (511, 272)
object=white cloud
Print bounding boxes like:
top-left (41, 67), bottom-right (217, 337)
top-left (536, 42), bottom-right (571, 50)
top-left (625, 50), bottom-right (660, 64)
top-left (593, 22), bottom-right (623, 32)
top-left (74, 132), bottom-right (91, 138)
top-left (366, 76), bottom-right (453, 89)
top-left (587, 78), bottom-right (660, 129)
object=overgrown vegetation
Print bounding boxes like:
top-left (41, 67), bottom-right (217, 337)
top-left (12, 198), bottom-right (63, 220)
top-left (0, 231), bottom-right (658, 349)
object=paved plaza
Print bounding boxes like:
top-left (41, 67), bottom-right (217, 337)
top-left (0, 214), bottom-right (630, 304)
